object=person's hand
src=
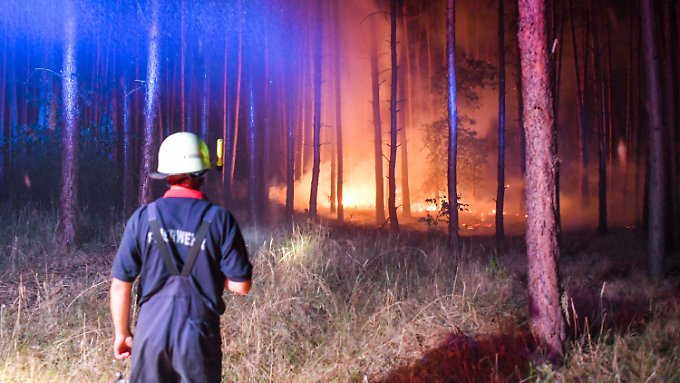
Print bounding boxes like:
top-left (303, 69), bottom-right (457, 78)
top-left (114, 333), bottom-right (133, 359)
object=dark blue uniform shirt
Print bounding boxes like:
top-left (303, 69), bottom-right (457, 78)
top-left (111, 190), bottom-right (252, 315)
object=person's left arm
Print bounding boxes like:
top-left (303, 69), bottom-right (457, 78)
top-left (110, 278), bottom-right (133, 359)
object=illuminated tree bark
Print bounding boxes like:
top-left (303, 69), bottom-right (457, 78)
top-left (370, 18), bottom-right (386, 225)
top-left (247, 65), bottom-right (260, 225)
top-left (60, 1), bottom-right (80, 246)
top-left (641, 0), bottom-right (666, 280)
top-left (286, 70), bottom-right (295, 223)
top-left (496, 0), bottom-right (506, 245)
top-left (400, 1), bottom-right (412, 220)
top-left (139, 0), bottom-right (160, 206)
top-left (308, 2), bottom-right (323, 220)
top-left (517, 0), bottom-right (566, 362)
top-left (446, 0), bottom-right (460, 258)
top-left (121, 75), bottom-right (133, 214)
top-left (229, 2), bottom-right (243, 188)
top-left (222, 34), bottom-right (229, 189)
top-left (334, 2), bottom-right (344, 222)
top-left (388, 0), bottom-right (400, 234)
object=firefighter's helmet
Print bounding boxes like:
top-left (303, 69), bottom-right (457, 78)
top-left (150, 132), bottom-right (210, 179)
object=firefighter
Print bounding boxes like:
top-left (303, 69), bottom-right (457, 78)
top-left (110, 132), bottom-right (252, 383)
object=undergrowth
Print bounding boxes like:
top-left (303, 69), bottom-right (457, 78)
top-left (0, 205), bottom-right (678, 382)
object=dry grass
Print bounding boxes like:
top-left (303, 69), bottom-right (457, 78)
top-left (0, 206), bottom-right (678, 382)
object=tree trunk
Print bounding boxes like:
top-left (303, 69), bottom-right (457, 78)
top-left (334, 2), bottom-right (344, 222)
top-left (308, 3), bottom-right (323, 220)
top-left (370, 19), bottom-right (386, 225)
top-left (229, 4), bottom-right (244, 188)
top-left (388, 0), bottom-right (400, 234)
top-left (663, 0), bottom-right (679, 250)
top-left (569, 0), bottom-right (590, 206)
top-left (590, 0), bottom-right (608, 235)
top-left (496, 0), bottom-right (506, 245)
top-left (247, 64), bottom-right (260, 226)
top-left (641, 0), bottom-right (666, 279)
top-left (222, 33), bottom-right (230, 189)
top-left (517, 0), bottom-right (566, 363)
top-left (60, 1), bottom-right (80, 247)
top-left (447, 0), bottom-right (460, 258)
top-left (139, 0), bottom-right (160, 207)
top-left (121, 76), bottom-right (132, 214)
top-left (201, 70), bottom-right (208, 141)
top-left (286, 69), bottom-right (295, 224)
top-left (398, 1), bottom-right (413, 221)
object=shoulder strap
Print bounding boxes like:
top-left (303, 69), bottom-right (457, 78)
top-left (180, 204), bottom-right (219, 277)
top-left (147, 202), bottom-right (181, 276)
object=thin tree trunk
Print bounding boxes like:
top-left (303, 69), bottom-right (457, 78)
top-left (139, 0), bottom-right (160, 206)
top-left (230, 3), bottom-right (243, 187)
top-left (641, 0), bottom-right (666, 279)
top-left (222, 33), bottom-right (229, 186)
top-left (60, 1), bottom-right (80, 247)
top-left (309, 3), bottom-right (323, 220)
top-left (370, 19), bottom-right (386, 225)
top-left (398, 7), bottom-right (413, 221)
top-left (496, 0), bottom-right (506, 245)
top-left (247, 62), bottom-right (260, 225)
top-left (334, 2), bottom-right (344, 222)
top-left (388, 0), bottom-right (400, 234)
top-left (201, 70), bottom-right (208, 140)
top-left (286, 67), bottom-right (295, 223)
top-left (591, 0), bottom-right (608, 235)
top-left (663, 0), bottom-right (679, 250)
top-left (447, 0), bottom-right (460, 258)
top-left (122, 75), bottom-right (132, 214)
top-left (518, 0), bottom-right (566, 363)
top-left (569, 0), bottom-right (590, 206)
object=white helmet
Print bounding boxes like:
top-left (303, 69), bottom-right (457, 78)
top-left (150, 132), bottom-right (211, 179)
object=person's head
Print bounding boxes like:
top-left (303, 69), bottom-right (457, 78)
top-left (150, 132), bottom-right (210, 189)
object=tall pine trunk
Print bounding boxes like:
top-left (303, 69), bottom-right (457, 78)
top-left (569, 0), bottom-right (590, 206)
top-left (308, 3), bottom-right (323, 220)
top-left (517, 0), bottom-right (566, 362)
top-left (370, 19), bottom-right (386, 225)
top-left (60, 1), bottom-right (80, 247)
top-left (399, 1), bottom-right (413, 220)
top-left (447, 0), bottom-right (460, 258)
top-left (388, 0), bottom-right (400, 234)
top-left (229, 4), bottom-right (244, 188)
top-left (641, 0), bottom-right (666, 279)
top-left (496, 0), bottom-right (506, 245)
top-left (334, 3), bottom-right (344, 222)
top-left (247, 63), bottom-right (260, 225)
top-left (139, 0), bottom-right (160, 206)
top-left (286, 67), bottom-right (295, 224)
top-left (663, 0), bottom-right (679, 250)
top-left (591, 0), bottom-right (608, 234)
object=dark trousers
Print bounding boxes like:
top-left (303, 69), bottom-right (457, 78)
top-left (130, 277), bottom-right (222, 383)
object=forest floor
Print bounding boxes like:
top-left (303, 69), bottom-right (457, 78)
top-left (0, 204), bottom-right (679, 382)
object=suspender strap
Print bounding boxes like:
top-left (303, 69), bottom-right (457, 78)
top-left (147, 202), bottom-right (180, 276)
top-left (180, 205), bottom-right (218, 277)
